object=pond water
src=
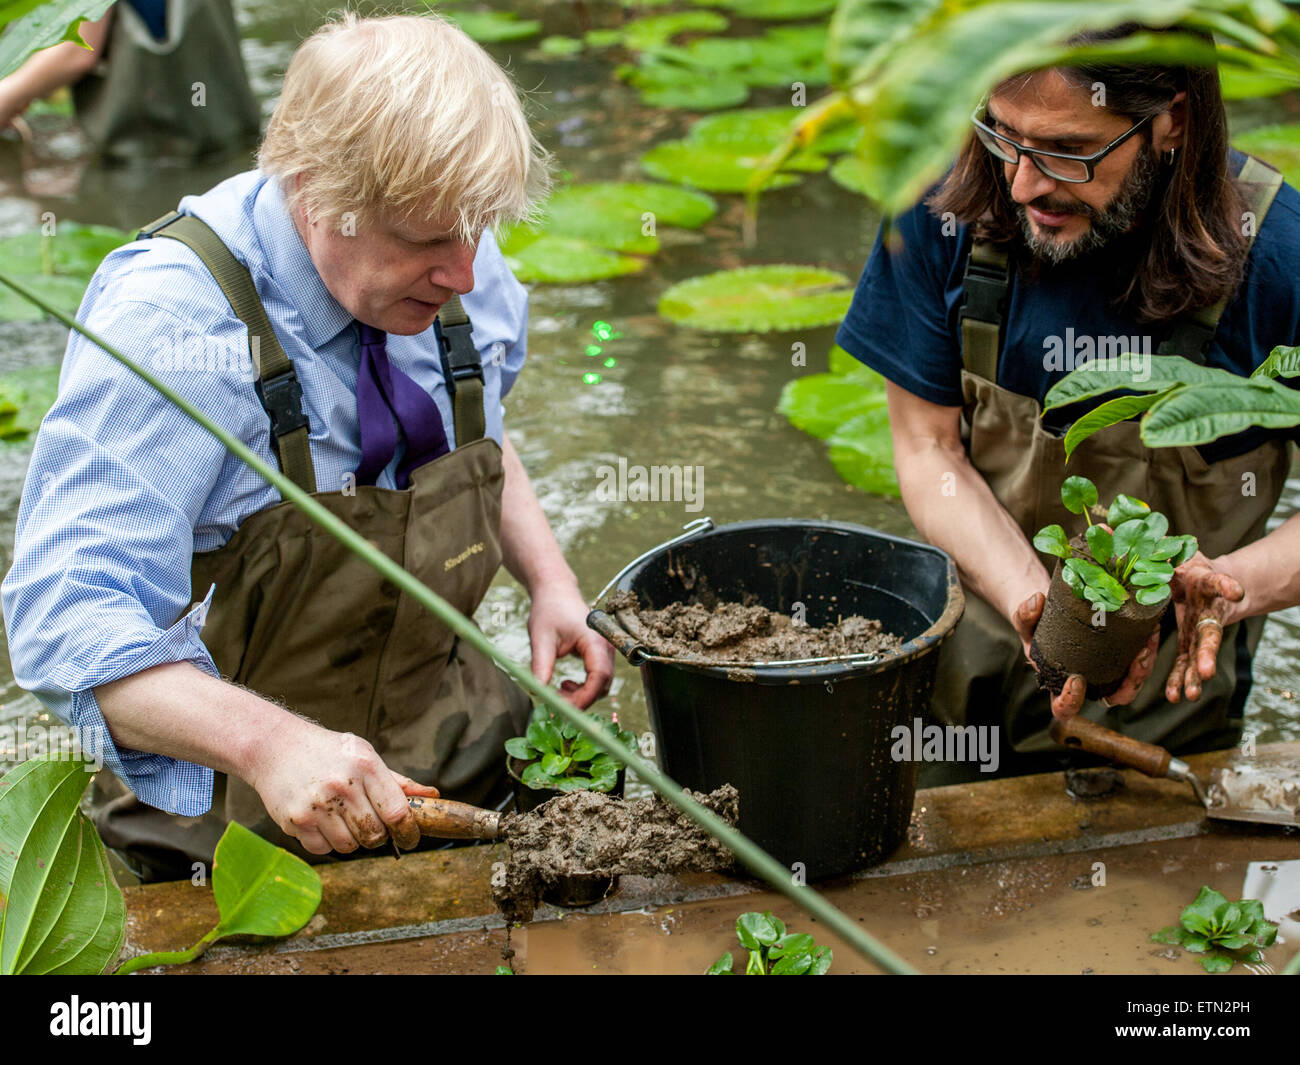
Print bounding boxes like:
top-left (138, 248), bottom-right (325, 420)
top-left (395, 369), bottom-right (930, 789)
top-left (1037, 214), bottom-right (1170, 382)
top-left (1, 0), bottom-right (1297, 783)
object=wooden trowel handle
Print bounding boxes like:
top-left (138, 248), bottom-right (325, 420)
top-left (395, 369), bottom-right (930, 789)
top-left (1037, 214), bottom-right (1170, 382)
top-left (1049, 716), bottom-right (1173, 779)
top-left (406, 796), bottom-right (504, 840)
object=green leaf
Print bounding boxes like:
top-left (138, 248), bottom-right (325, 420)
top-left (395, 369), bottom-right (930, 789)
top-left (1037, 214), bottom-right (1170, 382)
top-left (570, 739), bottom-right (599, 763)
top-left (641, 140), bottom-right (803, 192)
top-left (1135, 585), bottom-right (1171, 606)
top-left (808, 945), bottom-right (833, 975)
top-left (658, 265), bottom-right (854, 332)
top-left (494, 964), bottom-right (516, 974)
top-left (622, 65), bottom-right (751, 110)
top-left (589, 11), bottom-right (730, 51)
top-left (1044, 355), bottom-right (1229, 411)
top-left (0, 274), bottom-right (97, 322)
top-left (705, 0), bottom-right (837, 20)
top-left (1060, 476), bottom-right (1097, 515)
top-left (706, 952), bottom-right (734, 974)
top-left (771, 951), bottom-right (814, 974)
top-left (1085, 525), bottom-right (1113, 567)
top-left (1173, 535), bottom-right (1198, 567)
top-left (538, 35), bottom-right (584, 57)
top-left (827, 408), bottom-right (900, 498)
top-left (521, 764), bottom-right (559, 789)
top-left (1140, 374), bottom-right (1300, 447)
top-left (1033, 524), bottom-right (1070, 559)
top-left (527, 182), bottom-right (716, 254)
top-left (209, 822), bottom-right (321, 939)
top-left (0, 757), bottom-right (123, 975)
top-left (1141, 512), bottom-right (1169, 542)
top-left (541, 753), bottom-right (573, 777)
top-left (0, 0), bottom-right (115, 81)
top-left (1216, 934), bottom-right (1255, 951)
top-left (1107, 495), bottom-right (1151, 527)
top-left (770, 932), bottom-right (815, 958)
top-left (499, 231), bottom-right (646, 284)
top-left (1251, 344), bottom-right (1300, 381)
top-left (829, 154), bottom-right (872, 196)
top-left (1132, 558), bottom-right (1175, 578)
top-left (445, 10), bottom-right (541, 42)
top-left (736, 911), bottom-right (781, 949)
top-left (1200, 951), bottom-right (1235, 974)
top-left (1150, 926), bottom-right (1184, 945)
top-left (1112, 519), bottom-right (1146, 561)
top-left (1061, 561), bottom-right (1085, 597)
top-left (526, 717), bottom-right (564, 756)
top-left (745, 948), bottom-right (767, 975)
top-left (1182, 885), bottom-right (1230, 931)
top-left (1062, 393), bottom-right (1163, 460)
top-left (778, 366), bottom-right (887, 438)
top-left (1182, 934), bottom-right (1211, 954)
top-left (504, 737), bottom-right (536, 761)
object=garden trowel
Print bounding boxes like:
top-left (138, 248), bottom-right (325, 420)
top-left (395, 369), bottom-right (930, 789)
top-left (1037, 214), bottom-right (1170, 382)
top-left (1050, 716), bottom-right (1300, 827)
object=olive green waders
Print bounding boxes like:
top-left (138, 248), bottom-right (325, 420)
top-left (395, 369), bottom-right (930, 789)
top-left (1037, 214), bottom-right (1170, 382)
top-left (927, 156), bottom-right (1291, 779)
top-left (91, 213), bottom-right (531, 881)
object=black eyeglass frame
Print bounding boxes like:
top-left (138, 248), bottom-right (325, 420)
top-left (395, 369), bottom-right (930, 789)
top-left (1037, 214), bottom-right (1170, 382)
top-left (970, 106), bottom-right (1156, 183)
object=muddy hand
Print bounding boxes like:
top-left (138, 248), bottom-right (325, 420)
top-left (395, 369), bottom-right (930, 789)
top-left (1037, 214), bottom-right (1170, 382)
top-left (1013, 591), bottom-right (1085, 719)
top-left (1167, 552), bottom-right (1244, 703)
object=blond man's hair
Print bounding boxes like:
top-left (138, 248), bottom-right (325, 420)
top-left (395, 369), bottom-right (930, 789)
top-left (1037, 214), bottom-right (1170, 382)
top-left (258, 12), bottom-right (551, 241)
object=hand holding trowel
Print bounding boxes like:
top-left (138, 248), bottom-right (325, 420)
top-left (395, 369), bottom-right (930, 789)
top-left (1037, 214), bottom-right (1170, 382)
top-left (1050, 716), bottom-right (1300, 826)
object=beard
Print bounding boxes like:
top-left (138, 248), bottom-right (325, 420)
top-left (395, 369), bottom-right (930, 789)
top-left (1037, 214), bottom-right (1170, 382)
top-left (1014, 142), bottom-right (1161, 264)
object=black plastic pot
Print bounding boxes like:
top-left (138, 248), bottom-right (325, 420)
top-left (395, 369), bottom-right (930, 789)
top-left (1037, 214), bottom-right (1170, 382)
top-left (507, 757), bottom-right (624, 908)
top-left (588, 518), bottom-right (964, 880)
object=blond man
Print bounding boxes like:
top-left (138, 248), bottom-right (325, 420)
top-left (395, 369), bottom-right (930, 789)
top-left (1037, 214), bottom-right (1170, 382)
top-left (2, 14), bottom-right (614, 880)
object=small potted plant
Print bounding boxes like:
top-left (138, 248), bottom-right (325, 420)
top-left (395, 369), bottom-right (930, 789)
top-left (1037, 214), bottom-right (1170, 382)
top-left (503, 706), bottom-right (639, 907)
top-left (706, 910), bottom-right (833, 975)
top-left (1031, 476), bottom-right (1197, 699)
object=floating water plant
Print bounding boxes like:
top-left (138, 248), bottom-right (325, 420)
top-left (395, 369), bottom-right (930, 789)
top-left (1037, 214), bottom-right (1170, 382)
top-left (779, 345), bottom-right (899, 498)
top-left (699, 0), bottom-right (837, 20)
top-left (585, 11), bottom-right (729, 52)
top-left (707, 910), bottom-right (833, 974)
top-left (1150, 885), bottom-right (1278, 973)
top-left (445, 10), bottom-right (541, 43)
top-left (499, 181), bottom-right (716, 283)
top-left (1233, 123), bottom-right (1300, 187)
top-left (658, 264), bottom-right (853, 332)
top-left (0, 223), bottom-right (131, 322)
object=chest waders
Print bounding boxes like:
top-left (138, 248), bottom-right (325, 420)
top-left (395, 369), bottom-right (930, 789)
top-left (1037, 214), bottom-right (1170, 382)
top-left (91, 212), bottom-right (532, 882)
top-left (928, 156), bottom-right (1289, 779)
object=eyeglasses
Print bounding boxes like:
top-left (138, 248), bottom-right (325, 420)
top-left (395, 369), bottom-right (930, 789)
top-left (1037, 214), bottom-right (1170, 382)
top-left (971, 106), bottom-right (1155, 183)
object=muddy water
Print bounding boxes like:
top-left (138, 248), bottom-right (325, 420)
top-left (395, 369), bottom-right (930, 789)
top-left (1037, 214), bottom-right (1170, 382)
top-left (173, 831), bottom-right (1298, 975)
top-left (1, 0), bottom-right (1299, 786)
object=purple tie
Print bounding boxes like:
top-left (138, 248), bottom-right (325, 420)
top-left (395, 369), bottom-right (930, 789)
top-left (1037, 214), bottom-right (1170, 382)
top-left (354, 323), bottom-right (450, 489)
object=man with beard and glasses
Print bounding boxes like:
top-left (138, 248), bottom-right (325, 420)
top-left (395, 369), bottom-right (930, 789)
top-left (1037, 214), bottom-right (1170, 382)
top-left (836, 24), bottom-right (1300, 780)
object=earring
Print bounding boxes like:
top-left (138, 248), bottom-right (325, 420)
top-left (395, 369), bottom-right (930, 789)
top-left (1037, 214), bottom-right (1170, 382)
top-left (1166, 148), bottom-right (1177, 165)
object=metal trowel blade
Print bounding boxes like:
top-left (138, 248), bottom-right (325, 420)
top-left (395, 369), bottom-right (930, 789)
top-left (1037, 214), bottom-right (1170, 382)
top-left (1206, 761), bottom-right (1300, 827)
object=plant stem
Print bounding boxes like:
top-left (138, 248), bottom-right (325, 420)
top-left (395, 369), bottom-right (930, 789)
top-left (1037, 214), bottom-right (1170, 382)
top-left (0, 269), bottom-right (918, 976)
top-left (114, 926), bottom-right (222, 975)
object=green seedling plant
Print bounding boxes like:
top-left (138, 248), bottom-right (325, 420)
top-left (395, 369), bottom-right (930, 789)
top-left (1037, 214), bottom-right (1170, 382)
top-left (707, 910), bottom-right (832, 975)
top-left (505, 706), bottom-right (638, 793)
top-left (1151, 885), bottom-right (1278, 973)
top-left (1032, 476), bottom-right (1197, 613)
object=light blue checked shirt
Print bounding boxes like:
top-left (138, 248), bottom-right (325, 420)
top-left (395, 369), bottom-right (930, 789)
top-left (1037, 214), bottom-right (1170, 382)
top-left (1, 170), bottom-right (529, 816)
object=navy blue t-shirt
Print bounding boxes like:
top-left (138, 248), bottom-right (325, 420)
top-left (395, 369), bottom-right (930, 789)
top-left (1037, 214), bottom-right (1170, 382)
top-left (835, 150), bottom-right (1300, 461)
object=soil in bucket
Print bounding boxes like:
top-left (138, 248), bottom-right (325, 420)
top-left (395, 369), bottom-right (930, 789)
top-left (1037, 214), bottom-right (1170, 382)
top-left (605, 590), bottom-right (903, 663)
top-left (492, 785), bottom-right (739, 924)
top-left (1030, 545), bottom-right (1167, 700)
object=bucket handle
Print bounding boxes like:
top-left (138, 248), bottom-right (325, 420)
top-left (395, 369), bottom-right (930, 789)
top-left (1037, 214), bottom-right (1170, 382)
top-left (591, 516), bottom-right (714, 606)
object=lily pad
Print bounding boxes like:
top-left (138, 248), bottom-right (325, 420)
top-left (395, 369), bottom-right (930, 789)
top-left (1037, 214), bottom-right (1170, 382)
top-left (538, 35), bottom-right (584, 57)
top-left (0, 274), bottom-right (94, 322)
top-left (658, 264), bottom-right (854, 332)
top-left (641, 141), bottom-right (805, 192)
top-left (548, 182), bottom-right (718, 252)
top-left (0, 364), bottom-right (62, 439)
top-left (1233, 124), bottom-right (1300, 189)
top-left (619, 61), bottom-right (751, 110)
top-left (445, 10), bottom-right (542, 43)
top-left (0, 222), bottom-right (131, 322)
top-left (586, 12), bottom-right (729, 52)
top-left (500, 230), bottom-right (646, 283)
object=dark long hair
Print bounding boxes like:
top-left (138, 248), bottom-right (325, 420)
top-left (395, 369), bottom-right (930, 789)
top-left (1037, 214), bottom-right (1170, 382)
top-left (928, 24), bottom-right (1247, 324)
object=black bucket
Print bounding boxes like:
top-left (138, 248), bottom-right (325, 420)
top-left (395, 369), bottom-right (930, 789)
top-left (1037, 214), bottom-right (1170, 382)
top-left (588, 518), bottom-right (964, 880)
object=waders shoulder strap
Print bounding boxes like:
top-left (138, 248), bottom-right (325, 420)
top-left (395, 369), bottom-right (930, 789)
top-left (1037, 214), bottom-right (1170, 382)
top-left (1156, 155), bottom-right (1285, 364)
top-left (958, 240), bottom-right (1009, 382)
top-left (136, 210), bottom-right (318, 493)
top-left (435, 292), bottom-right (486, 445)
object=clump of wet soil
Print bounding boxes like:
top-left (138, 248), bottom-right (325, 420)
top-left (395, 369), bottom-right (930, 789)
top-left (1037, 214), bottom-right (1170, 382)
top-left (606, 590), bottom-right (902, 663)
top-left (492, 785), bottom-right (739, 924)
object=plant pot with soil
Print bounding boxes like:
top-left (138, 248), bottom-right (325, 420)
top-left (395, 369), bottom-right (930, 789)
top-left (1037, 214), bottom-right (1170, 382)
top-left (1030, 476), bottom-right (1198, 700)
top-left (504, 706), bottom-right (638, 908)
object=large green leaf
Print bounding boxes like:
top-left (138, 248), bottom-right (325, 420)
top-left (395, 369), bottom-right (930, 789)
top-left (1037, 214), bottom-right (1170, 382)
top-left (210, 821), bottom-right (321, 939)
top-left (619, 60), bottom-right (752, 109)
top-left (778, 364), bottom-right (887, 437)
top-left (828, 407), bottom-right (900, 497)
top-left (536, 182), bottom-right (717, 253)
top-left (829, 153), bottom-right (871, 195)
top-left (1140, 375), bottom-right (1300, 446)
top-left (1234, 123), bottom-right (1300, 188)
top-left (1252, 344), bottom-right (1300, 380)
top-left (0, 757), bottom-right (124, 975)
top-left (1219, 47), bottom-right (1300, 98)
top-left (0, 275), bottom-right (94, 322)
top-left (588, 12), bottom-right (730, 51)
top-left (658, 265), bottom-right (853, 331)
top-left (699, 0), bottom-right (837, 20)
top-left (642, 141), bottom-right (806, 192)
top-left (0, 223), bottom-right (131, 322)
top-left (827, 0), bottom-right (947, 89)
top-left (500, 230), bottom-right (647, 283)
top-left (0, 364), bottom-right (61, 439)
top-left (1043, 355), bottom-right (1232, 410)
top-left (0, 0), bottom-right (115, 80)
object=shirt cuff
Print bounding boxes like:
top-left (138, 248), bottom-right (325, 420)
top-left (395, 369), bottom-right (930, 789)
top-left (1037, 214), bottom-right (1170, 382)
top-left (50, 586), bottom-right (220, 817)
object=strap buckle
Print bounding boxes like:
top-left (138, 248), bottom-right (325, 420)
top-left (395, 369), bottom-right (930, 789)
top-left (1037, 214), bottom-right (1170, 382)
top-left (436, 318), bottom-right (484, 396)
top-left (959, 259), bottom-right (1008, 324)
top-left (254, 371), bottom-right (309, 438)
top-left (136, 210), bottom-right (184, 240)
